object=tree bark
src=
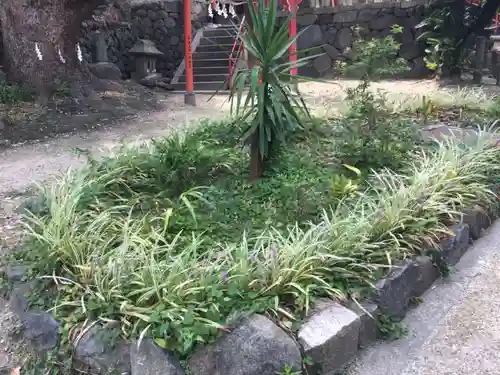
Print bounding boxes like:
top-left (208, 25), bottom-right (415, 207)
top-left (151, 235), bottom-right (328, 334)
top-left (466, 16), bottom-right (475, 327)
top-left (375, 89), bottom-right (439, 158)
top-left (0, 0), bottom-right (104, 102)
top-left (249, 132), bottom-right (265, 181)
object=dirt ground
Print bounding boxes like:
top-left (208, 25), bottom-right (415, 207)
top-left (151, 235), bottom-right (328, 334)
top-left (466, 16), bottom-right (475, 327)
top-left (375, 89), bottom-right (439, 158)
top-left (0, 78), bottom-right (497, 373)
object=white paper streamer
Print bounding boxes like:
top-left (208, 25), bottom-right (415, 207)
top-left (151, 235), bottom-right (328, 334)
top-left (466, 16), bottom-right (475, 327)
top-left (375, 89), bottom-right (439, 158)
top-left (208, 3), bottom-right (214, 18)
top-left (35, 42), bottom-right (43, 61)
top-left (229, 4), bottom-right (236, 18)
top-left (58, 47), bottom-right (66, 63)
top-left (76, 43), bottom-right (83, 62)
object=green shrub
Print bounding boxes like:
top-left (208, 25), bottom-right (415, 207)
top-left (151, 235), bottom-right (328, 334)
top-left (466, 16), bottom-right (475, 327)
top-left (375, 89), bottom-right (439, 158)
top-left (334, 81), bottom-right (419, 170)
top-left (337, 24), bottom-right (409, 80)
top-left (332, 25), bottom-right (416, 171)
top-left (0, 79), bottom-right (34, 104)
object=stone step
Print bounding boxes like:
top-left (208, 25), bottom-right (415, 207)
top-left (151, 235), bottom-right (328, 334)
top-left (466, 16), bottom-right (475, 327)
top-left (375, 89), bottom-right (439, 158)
top-left (204, 27), bottom-right (238, 37)
top-left (178, 73), bottom-right (227, 83)
top-left (193, 66), bottom-right (229, 75)
top-left (172, 81), bottom-right (227, 91)
top-left (196, 43), bottom-right (234, 53)
top-left (193, 58), bottom-right (228, 68)
top-left (194, 50), bottom-right (233, 60)
top-left (200, 36), bottom-right (236, 46)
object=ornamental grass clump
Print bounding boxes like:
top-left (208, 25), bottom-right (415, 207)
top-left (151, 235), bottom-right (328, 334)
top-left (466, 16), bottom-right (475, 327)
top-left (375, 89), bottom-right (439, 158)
top-left (18, 125), bottom-right (500, 356)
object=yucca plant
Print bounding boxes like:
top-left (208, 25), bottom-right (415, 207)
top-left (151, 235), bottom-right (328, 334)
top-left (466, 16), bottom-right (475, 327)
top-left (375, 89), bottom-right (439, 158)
top-left (230, 0), bottom-right (319, 180)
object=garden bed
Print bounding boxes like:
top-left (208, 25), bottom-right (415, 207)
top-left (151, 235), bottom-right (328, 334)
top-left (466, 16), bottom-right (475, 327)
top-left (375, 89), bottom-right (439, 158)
top-left (3, 107), bottom-right (500, 374)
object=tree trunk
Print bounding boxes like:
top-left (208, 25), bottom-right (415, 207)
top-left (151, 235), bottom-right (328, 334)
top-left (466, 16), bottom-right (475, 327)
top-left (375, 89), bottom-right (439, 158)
top-left (249, 132), bottom-right (265, 181)
top-left (0, 0), bottom-right (102, 102)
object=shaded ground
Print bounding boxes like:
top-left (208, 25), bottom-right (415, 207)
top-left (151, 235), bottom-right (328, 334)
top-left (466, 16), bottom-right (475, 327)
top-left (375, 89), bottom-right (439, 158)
top-left (0, 81), bottom-right (171, 146)
top-left (0, 78), bottom-right (498, 373)
top-left (0, 91), bottom-right (229, 194)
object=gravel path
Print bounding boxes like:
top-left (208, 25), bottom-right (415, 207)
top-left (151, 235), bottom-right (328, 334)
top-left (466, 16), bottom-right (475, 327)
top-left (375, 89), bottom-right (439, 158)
top-left (0, 79), bottom-right (491, 373)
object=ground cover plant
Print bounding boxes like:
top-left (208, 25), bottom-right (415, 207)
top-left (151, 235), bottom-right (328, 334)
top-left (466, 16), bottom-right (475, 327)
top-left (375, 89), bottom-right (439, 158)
top-left (14, 103), bottom-right (500, 362)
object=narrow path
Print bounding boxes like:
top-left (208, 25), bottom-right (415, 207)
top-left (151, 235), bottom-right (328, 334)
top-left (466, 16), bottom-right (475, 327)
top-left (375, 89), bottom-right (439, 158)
top-left (345, 220), bottom-right (500, 375)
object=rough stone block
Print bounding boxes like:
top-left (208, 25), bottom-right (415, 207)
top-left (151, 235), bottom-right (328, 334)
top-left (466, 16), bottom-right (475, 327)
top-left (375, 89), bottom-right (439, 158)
top-left (23, 312), bottom-right (60, 352)
top-left (394, 8), bottom-right (410, 17)
top-left (369, 14), bottom-right (399, 30)
top-left (297, 14), bottom-right (318, 26)
top-left (348, 302), bottom-right (379, 349)
top-left (89, 62), bottom-right (122, 80)
top-left (298, 301), bottom-right (360, 374)
top-left (164, 2), bottom-right (181, 13)
top-left (399, 41), bottom-right (420, 60)
top-left (357, 8), bottom-right (379, 22)
top-left (323, 44), bottom-right (341, 60)
top-left (298, 24), bottom-right (324, 50)
top-left (463, 206), bottom-right (491, 240)
top-left (333, 10), bottom-right (358, 23)
top-left (412, 256), bottom-right (439, 296)
top-left (4, 265), bottom-right (28, 283)
top-left (401, 27), bottom-right (414, 44)
top-left (372, 260), bottom-right (420, 319)
top-left (10, 282), bottom-right (37, 318)
top-left (74, 326), bottom-right (131, 375)
top-left (335, 27), bottom-right (353, 50)
top-left (439, 223), bottom-right (470, 266)
top-left (188, 314), bottom-right (301, 375)
top-left (130, 339), bottom-right (184, 375)
top-left (313, 54), bottom-right (332, 74)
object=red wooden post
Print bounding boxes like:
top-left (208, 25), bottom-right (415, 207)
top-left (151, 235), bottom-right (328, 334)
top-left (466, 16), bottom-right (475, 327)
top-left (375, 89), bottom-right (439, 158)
top-left (289, 0), bottom-right (297, 75)
top-left (282, 0), bottom-right (301, 75)
top-left (184, 0), bottom-right (196, 105)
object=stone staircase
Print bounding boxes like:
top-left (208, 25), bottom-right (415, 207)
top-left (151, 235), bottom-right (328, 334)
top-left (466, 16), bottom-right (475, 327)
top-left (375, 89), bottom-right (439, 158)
top-left (172, 24), bottom-right (241, 92)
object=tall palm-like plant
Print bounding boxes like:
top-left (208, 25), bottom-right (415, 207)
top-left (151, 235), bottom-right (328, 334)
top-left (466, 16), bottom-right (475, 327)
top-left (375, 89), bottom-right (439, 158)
top-left (230, 0), bottom-right (318, 180)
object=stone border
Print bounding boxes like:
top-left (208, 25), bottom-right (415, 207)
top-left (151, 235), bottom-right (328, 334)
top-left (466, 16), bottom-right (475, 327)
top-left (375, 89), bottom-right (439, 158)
top-left (2, 205), bottom-right (494, 375)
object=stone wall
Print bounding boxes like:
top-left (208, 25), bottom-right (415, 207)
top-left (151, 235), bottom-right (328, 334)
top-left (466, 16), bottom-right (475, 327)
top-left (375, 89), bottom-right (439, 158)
top-left (2, 0), bottom-right (429, 84)
top-left (78, 0), bottom-right (428, 82)
top-left (0, 25), bottom-right (4, 72)
top-left (80, 0), bottom-right (207, 81)
top-left (287, 1), bottom-right (429, 78)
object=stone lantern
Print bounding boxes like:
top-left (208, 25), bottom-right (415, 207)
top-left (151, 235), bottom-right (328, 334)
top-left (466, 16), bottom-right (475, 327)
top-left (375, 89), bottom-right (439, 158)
top-left (128, 39), bottom-right (164, 80)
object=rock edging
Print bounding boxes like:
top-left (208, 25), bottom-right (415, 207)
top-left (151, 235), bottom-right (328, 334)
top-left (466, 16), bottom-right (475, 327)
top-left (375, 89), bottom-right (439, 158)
top-left (3, 206), bottom-right (493, 375)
